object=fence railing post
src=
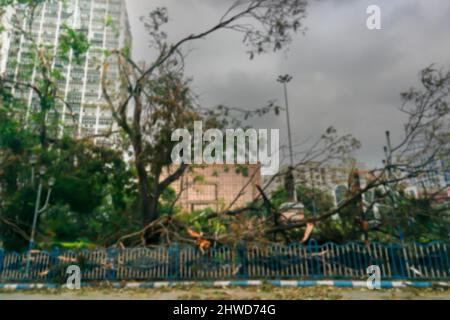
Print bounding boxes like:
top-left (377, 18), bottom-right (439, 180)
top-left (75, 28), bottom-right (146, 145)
top-left (48, 247), bottom-right (60, 282)
top-left (174, 243), bottom-right (180, 281)
top-left (168, 244), bottom-right (180, 281)
top-left (236, 242), bottom-right (247, 279)
top-left (0, 248), bottom-right (4, 277)
top-left (388, 244), bottom-right (397, 278)
top-left (442, 243), bottom-right (449, 279)
top-left (168, 246), bottom-right (173, 280)
top-left (243, 241), bottom-right (248, 279)
top-left (308, 240), bottom-right (315, 277)
top-left (107, 248), bottom-right (117, 281)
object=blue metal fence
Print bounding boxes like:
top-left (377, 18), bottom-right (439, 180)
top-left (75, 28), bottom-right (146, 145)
top-left (0, 240), bottom-right (448, 282)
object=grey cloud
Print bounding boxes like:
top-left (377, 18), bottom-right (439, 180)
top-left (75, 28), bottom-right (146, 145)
top-left (125, 0), bottom-right (450, 168)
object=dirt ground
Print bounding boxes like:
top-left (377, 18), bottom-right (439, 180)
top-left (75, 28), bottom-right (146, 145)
top-left (0, 285), bottom-right (449, 300)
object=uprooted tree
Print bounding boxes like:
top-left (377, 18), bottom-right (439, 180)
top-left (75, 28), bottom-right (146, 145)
top-left (1, 1), bottom-right (448, 250)
top-left (101, 1), bottom-right (370, 246)
top-left (101, 2), bottom-right (450, 247)
top-left (257, 66), bottom-right (450, 244)
top-left (115, 66), bottom-right (450, 247)
top-left (1, 0), bottom-right (322, 249)
top-left (101, 1), bottom-right (313, 233)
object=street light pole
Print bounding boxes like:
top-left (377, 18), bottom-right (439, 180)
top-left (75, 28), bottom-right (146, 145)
top-left (283, 78), bottom-right (295, 170)
top-left (30, 155), bottom-right (37, 189)
top-left (277, 74), bottom-right (297, 202)
top-left (25, 166), bottom-right (54, 277)
top-left (28, 181), bottom-right (43, 252)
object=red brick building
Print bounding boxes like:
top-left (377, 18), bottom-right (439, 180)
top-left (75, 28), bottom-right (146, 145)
top-left (165, 164), bottom-right (261, 212)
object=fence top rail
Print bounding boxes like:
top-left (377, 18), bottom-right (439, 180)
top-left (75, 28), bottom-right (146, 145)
top-left (0, 240), bottom-right (447, 256)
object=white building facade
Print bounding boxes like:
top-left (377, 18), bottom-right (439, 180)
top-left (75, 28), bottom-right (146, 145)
top-left (0, 7), bottom-right (13, 75)
top-left (1, 0), bottom-right (131, 139)
top-left (404, 136), bottom-right (450, 196)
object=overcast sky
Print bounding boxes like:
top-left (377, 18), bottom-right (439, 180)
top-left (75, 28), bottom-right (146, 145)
top-left (124, 0), bottom-right (450, 168)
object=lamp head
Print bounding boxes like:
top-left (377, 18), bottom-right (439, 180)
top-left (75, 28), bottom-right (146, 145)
top-left (29, 155), bottom-right (38, 166)
top-left (277, 74), bottom-right (293, 84)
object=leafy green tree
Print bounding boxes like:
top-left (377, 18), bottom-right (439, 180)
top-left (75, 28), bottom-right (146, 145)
top-left (0, 1), bottom-right (136, 251)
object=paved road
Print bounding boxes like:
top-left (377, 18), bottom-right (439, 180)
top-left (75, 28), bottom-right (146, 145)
top-left (0, 287), bottom-right (449, 300)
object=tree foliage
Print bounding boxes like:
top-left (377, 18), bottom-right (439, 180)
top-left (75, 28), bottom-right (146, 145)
top-left (1, 1), bottom-right (448, 251)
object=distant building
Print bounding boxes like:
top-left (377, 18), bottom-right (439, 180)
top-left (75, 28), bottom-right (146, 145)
top-left (165, 164), bottom-right (261, 212)
top-left (0, 0), bottom-right (132, 140)
top-left (0, 7), bottom-right (13, 74)
top-left (263, 162), bottom-right (368, 205)
top-left (409, 157), bottom-right (450, 192)
top-left (404, 136), bottom-right (450, 200)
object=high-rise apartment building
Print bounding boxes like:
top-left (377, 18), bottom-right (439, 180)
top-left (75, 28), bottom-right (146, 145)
top-left (0, 0), bottom-right (131, 139)
top-left (0, 7), bottom-right (13, 75)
